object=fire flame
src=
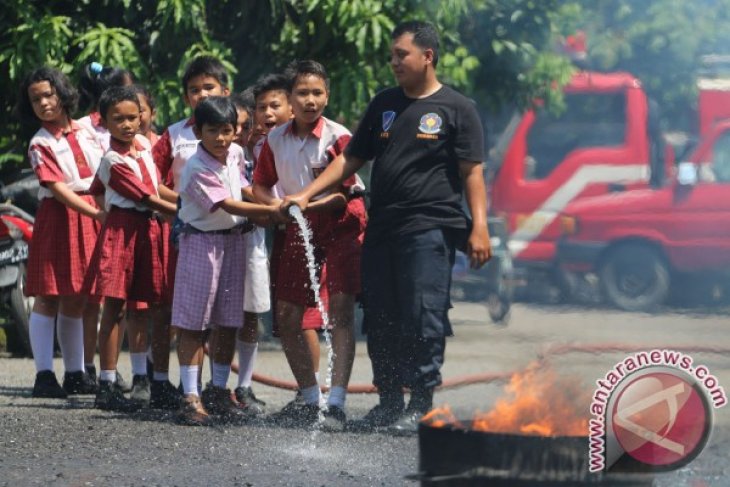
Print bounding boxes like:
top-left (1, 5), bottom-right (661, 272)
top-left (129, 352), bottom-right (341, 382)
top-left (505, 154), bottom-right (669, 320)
top-left (422, 362), bottom-right (589, 437)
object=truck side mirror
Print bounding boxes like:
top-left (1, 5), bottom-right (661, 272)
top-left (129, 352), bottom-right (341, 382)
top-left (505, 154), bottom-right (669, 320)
top-left (677, 162), bottom-right (698, 186)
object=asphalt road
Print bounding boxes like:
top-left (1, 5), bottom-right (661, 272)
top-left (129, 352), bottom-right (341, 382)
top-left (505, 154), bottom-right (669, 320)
top-left (1, 300), bottom-right (729, 486)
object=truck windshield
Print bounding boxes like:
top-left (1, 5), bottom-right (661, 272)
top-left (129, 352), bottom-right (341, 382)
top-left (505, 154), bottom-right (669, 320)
top-left (526, 92), bottom-right (627, 180)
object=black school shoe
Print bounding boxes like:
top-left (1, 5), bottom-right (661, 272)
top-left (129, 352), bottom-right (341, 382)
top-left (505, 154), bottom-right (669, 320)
top-left (63, 371), bottom-right (98, 395)
top-left (234, 386), bottom-right (266, 416)
top-left (321, 405), bottom-right (347, 432)
top-left (32, 371), bottom-right (67, 399)
top-left (95, 380), bottom-right (140, 412)
top-left (85, 365), bottom-right (97, 383)
top-left (130, 375), bottom-right (151, 406)
top-left (150, 380), bottom-right (182, 410)
top-left (270, 399), bottom-right (321, 428)
top-left (201, 384), bottom-right (249, 424)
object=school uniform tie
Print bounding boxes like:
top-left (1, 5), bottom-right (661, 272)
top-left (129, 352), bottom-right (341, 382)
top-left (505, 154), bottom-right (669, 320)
top-left (65, 130), bottom-right (93, 179)
top-left (135, 156), bottom-right (157, 195)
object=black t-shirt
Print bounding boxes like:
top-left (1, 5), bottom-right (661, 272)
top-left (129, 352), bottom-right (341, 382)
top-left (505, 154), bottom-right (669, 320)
top-left (346, 85), bottom-right (485, 242)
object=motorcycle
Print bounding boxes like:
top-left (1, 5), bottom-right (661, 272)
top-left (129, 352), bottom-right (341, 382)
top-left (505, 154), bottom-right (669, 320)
top-left (451, 217), bottom-right (515, 324)
top-left (0, 171), bottom-right (37, 356)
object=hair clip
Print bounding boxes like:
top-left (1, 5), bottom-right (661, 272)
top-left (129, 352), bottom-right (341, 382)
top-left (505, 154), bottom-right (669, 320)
top-left (90, 62), bottom-right (103, 75)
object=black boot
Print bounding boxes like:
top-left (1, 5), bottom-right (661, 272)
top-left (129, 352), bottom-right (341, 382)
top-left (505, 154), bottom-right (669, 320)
top-left (388, 388), bottom-right (433, 436)
top-left (350, 391), bottom-right (405, 432)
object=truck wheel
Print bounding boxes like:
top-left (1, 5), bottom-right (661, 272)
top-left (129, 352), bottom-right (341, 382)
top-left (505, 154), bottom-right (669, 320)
top-left (8, 263), bottom-right (33, 357)
top-left (600, 245), bottom-right (670, 311)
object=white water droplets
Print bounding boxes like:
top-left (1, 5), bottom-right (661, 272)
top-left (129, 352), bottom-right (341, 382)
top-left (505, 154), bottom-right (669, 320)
top-left (288, 205), bottom-right (335, 414)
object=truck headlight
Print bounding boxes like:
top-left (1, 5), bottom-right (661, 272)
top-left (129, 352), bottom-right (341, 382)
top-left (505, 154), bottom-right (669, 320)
top-left (560, 215), bottom-right (578, 236)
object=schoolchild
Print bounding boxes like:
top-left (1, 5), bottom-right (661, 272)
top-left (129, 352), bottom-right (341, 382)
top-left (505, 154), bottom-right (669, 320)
top-left (114, 84), bottom-right (161, 401)
top-left (229, 90), bottom-right (269, 415)
top-left (172, 96), bottom-right (277, 426)
top-left (76, 62), bottom-right (134, 389)
top-left (253, 60), bottom-right (367, 431)
top-left (134, 84), bottom-right (159, 146)
top-left (253, 72), bottom-right (328, 403)
top-left (152, 55), bottom-right (230, 191)
top-left (84, 86), bottom-right (177, 412)
top-left (150, 55), bottom-right (231, 401)
top-left (14, 67), bottom-right (104, 398)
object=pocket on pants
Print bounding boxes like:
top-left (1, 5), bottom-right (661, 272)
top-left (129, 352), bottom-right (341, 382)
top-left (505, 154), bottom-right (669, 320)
top-left (419, 292), bottom-right (453, 338)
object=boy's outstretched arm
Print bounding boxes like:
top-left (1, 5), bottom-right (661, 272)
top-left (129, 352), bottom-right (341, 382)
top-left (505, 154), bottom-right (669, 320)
top-left (305, 192), bottom-right (347, 213)
top-left (459, 160), bottom-right (492, 269)
top-left (219, 198), bottom-right (278, 219)
top-left (142, 195), bottom-right (177, 216)
top-left (282, 153), bottom-right (366, 211)
top-left (47, 181), bottom-right (106, 222)
top-left (158, 184), bottom-right (178, 203)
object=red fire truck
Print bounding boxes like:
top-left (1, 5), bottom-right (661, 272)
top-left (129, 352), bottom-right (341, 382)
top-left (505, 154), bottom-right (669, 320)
top-left (557, 116), bottom-right (730, 311)
top-left (488, 70), bottom-right (671, 298)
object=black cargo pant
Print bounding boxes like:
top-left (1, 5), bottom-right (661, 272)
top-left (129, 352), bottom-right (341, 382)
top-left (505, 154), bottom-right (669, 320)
top-left (361, 227), bottom-right (456, 398)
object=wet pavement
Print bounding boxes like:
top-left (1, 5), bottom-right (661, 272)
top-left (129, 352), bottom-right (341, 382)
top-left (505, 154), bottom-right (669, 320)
top-left (1, 300), bottom-right (729, 486)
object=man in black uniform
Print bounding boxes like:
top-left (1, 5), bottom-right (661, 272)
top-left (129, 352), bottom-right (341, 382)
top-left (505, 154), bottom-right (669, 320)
top-left (283, 20), bottom-right (492, 434)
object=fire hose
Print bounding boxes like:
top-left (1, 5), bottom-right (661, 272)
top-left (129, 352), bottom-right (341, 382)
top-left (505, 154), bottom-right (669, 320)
top-left (210, 342), bottom-right (730, 394)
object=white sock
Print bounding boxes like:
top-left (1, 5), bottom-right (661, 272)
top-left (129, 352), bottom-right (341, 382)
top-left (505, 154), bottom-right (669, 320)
top-left (315, 372), bottom-right (320, 384)
top-left (327, 386), bottom-right (347, 409)
top-left (180, 365), bottom-right (199, 396)
top-left (130, 352), bottom-right (147, 376)
top-left (153, 371), bottom-right (169, 382)
top-left (29, 312), bottom-right (55, 373)
top-left (56, 313), bottom-right (84, 373)
top-left (236, 341), bottom-right (257, 388)
top-left (300, 384), bottom-right (321, 406)
top-left (100, 370), bottom-right (116, 383)
top-left (146, 344), bottom-right (153, 363)
top-left (211, 362), bottom-right (231, 388)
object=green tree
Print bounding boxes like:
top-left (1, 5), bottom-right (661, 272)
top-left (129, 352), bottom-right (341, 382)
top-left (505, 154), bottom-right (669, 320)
top-left (553, 0), bottom-right (730, 132)
top-left (0, 0), bottom-right (569, 176)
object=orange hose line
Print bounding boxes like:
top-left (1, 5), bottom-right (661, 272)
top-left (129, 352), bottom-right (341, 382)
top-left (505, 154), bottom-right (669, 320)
top-left (209, 342), bottom-right (730, 395)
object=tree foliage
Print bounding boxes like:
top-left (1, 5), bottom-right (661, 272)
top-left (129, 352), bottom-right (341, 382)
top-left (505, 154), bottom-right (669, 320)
top-left (8, 0), bottom-right (728, 176)
top-left (553, 0), bottom-right (730, 132)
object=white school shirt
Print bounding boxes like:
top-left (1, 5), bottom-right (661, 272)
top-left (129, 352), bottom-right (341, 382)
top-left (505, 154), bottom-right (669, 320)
top-left (178, 144), bottom-right (246, 232)
top-left (78, 112), bottom-right (111, 151)
top-left (28, 120), bottom-right (104, 200)
top-left (96, 134), bottom-right (159, 212)
top-left (155, 118), bottom-right (199, 192)
top-left (254, 116), bottom-right (365, 199)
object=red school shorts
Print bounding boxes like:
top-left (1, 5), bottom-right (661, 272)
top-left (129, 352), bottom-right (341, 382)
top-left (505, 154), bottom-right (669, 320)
top-left (83, 206), bottom-right (169, 304)
top-left (275, 198), bottom-right (365, 308)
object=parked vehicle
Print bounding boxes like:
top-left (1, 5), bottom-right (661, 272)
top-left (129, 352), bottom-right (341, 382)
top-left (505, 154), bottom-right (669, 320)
top-left (488, 71), bottom-right (672, 299)
top-left (0, 170), bottom-right (37, 355)
top-left (557, 119), bottom-right (730, 311)
top-left (0, 203), bottom-right (34, 354)
top-left (452, 217), bottom-right (514, 324)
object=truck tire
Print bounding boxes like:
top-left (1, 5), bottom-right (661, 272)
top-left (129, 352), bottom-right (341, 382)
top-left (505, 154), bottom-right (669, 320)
top-left (600, 244), bottom-right (670, 312)
top-left (8, 263), bottom-right (32, 357)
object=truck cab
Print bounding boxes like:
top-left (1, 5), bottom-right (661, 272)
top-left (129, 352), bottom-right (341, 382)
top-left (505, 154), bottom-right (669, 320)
top-left (557, 119), bottom-right (730, 311)
top-left (489, 71), bottom-right (668, 293)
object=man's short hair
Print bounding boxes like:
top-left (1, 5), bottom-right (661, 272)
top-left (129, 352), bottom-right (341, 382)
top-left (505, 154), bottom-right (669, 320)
top-left (392, 21), bottom-right (440, 67)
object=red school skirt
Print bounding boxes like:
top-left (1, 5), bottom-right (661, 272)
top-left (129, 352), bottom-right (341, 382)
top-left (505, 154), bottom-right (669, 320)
top-left (83, 206), bottom-right (169, 304)
top-left (26, 196), bottom-right (101, 297)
